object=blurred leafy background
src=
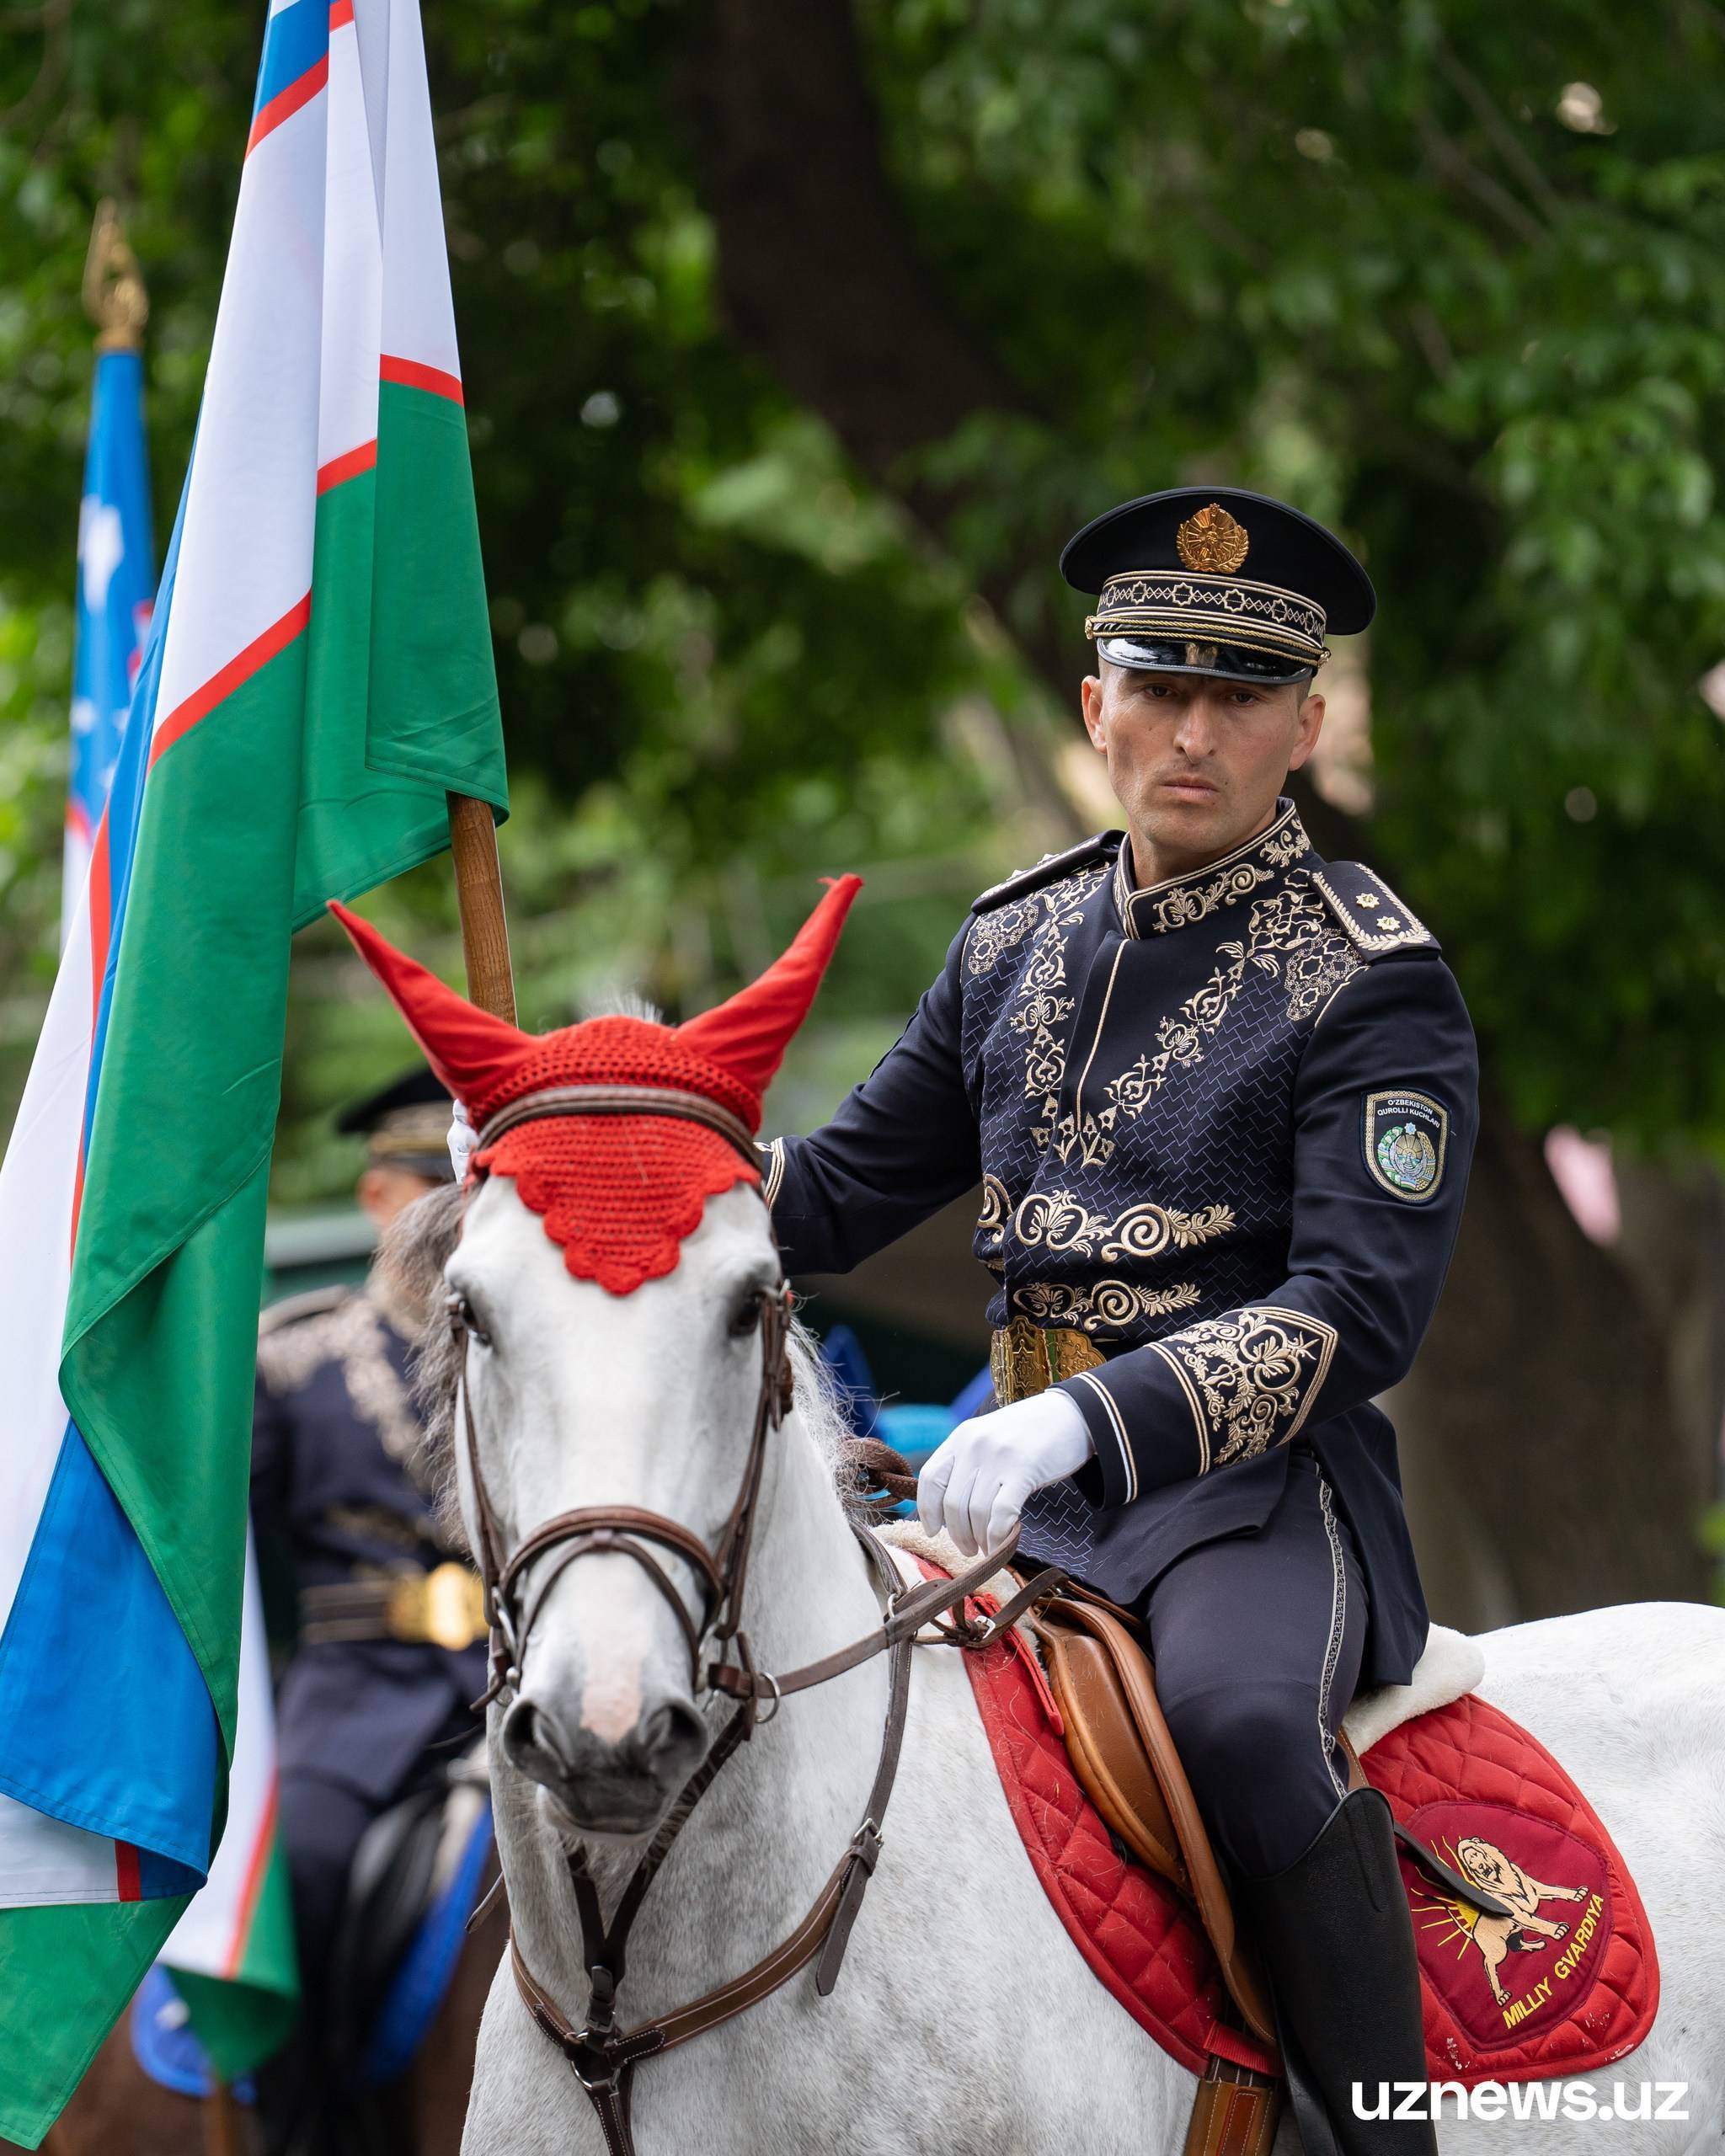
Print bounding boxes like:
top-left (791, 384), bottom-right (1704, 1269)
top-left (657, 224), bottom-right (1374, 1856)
top-left (4, 0), bottom-right (1725, 1613)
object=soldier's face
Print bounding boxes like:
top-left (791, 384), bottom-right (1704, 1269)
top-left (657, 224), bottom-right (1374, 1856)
top-left (358, 1163), bottom-right (444, 1230)
top-left (1080, 664), bottom-right (1324, 873)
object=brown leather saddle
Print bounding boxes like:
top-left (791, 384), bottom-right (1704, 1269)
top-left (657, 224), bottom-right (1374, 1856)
top-left (1028, 1581), bottom-right (1372, 2156)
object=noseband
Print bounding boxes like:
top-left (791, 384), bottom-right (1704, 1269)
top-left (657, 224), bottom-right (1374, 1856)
top-left (449, 1081), bottom-right (1063, 2156)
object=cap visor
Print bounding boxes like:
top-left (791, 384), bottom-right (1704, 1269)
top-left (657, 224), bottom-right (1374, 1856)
top-left (1097, 635), bottom-right (1312, 686)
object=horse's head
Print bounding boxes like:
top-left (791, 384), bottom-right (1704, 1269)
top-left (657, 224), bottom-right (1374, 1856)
top-left (447, 1175), bottom-right (785, 1833)
top-left (334, 875), bottom-right (859, 1841)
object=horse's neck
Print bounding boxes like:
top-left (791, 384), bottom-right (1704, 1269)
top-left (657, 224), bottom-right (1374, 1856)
top-left (494, 1406), bottom-right (889, 2019)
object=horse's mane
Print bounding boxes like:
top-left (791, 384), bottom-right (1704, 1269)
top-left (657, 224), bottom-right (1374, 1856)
top-left (377, 1181), bottom-right (860, 1550)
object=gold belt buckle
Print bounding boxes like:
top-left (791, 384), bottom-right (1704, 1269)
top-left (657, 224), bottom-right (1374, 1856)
top-left (387, 1563), bottom-right (486, 1651)
top-left (991, 1318), bottom-right (1105, 1404)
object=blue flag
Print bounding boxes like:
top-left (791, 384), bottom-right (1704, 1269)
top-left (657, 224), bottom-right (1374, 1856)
top-left (65, 346), bottom-right (155, 934)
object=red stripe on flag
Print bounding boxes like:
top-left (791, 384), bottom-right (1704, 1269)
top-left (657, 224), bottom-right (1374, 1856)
top-left (115, 1841), bottom-right (142, 1903)
top-left (380, 353), bottom-right (465, 407)
top-left (329, 0), bottom-right (355, 23)
top-left (148, 594), bottom-right (312, 769)
top-left (247, 56), bottom-right (328, 157)
top-left (317, 438), bottom-right (378, 494)
top-left (65, 799), bottom-right (93, 849)
top-left (222, 1777), bottom-right (280, 1980)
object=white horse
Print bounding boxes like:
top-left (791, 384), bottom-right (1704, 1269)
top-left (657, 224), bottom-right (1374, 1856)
top-left (396, 1175), bottom-right (1725, 2154)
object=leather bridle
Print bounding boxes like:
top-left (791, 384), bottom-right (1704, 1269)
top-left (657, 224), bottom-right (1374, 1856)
top-left (448, 1082), bottom-right (1062, 2156)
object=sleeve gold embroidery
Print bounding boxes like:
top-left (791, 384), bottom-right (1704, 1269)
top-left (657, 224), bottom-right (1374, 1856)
top-left (1146, 1305), bottom-right (1339, 1474)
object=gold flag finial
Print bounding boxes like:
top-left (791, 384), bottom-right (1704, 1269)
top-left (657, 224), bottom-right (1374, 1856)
top-left (83, 200), bottom-right (148, 355)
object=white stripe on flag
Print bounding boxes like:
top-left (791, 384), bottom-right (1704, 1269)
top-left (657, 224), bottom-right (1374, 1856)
top-left (373, 0), bottom-right (462, 380)
top-left (162, 1540), bottom-right (277, 1978)
top-left (0, 894), bottom-right (125, 1899)
top-left (318, 9), bottom-right (382, 473)
top-left (151, 79), bottom-right (324, 738)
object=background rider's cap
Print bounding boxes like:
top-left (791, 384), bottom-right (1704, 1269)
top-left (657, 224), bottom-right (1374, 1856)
top-left (1060, 486), bottom-right (1375, 686)
top-left (335, 1065), bottom-right (451, 1181)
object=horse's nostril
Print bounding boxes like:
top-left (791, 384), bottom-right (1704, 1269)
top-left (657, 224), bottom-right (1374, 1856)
top-left (634, 1700), bottom-right (708, 1779)
top-left (502, 1695), bottom-right (574, 1780)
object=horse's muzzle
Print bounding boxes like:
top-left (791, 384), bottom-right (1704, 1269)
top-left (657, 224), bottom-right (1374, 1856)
top-left (501, 1691), bottom-right (711, 1835)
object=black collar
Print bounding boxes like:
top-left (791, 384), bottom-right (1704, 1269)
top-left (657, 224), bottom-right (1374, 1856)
top-left (1113, 798), bottom-right (1311, 938)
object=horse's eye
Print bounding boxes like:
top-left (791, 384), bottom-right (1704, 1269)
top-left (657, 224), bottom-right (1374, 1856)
top-left (728, 1293), bottom-right (763, 1340)
top-left (446, 1291), bottom-right (492, 1349)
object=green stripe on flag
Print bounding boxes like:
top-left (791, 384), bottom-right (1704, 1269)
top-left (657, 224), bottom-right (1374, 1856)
top-left (172, 1838), bottom-right (297, 2084)
top-left (0, 1901), bottom-right (186, 2144)
top-left (0, 375), bottom-right (503, 2140)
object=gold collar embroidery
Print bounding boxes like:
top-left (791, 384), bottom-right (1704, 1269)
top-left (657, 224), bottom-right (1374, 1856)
top-left (1113, 800), bottom-right (1311, 938)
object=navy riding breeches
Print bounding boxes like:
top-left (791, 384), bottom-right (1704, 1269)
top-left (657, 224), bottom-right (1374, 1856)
top-left (1142, 1445), bottom-right (1368, 1881)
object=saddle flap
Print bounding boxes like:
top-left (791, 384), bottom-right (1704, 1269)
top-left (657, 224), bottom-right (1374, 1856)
top-left (1033, 1592), bottom-right (1278, 2052)
top-left (1035, 1618), bottom-right (1189, 1890)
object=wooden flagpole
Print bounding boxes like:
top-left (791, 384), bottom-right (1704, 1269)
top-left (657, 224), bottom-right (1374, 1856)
top-left (446, 792), bottom-right (515, 1023)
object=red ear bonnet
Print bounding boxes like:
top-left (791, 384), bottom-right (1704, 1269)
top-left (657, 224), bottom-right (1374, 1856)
top-left (326, 902), bottom-right (532, 1103)
top-left (328, 877), bottom-right (861, 1293)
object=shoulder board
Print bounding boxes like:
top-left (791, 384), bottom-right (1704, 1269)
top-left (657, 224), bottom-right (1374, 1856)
top-left (971, 831), bottom-right (1123, 915)
top-left (1308, 862), bottom-right (1438, 957)
top-left (259, 1283), bottom-right (352, 1337)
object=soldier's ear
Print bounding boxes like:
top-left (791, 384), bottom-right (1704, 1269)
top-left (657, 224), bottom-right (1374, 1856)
top-left (1287, 688), bottom-right (1326, 771)
top-left (1080, 672), bottom-right (1108, 749)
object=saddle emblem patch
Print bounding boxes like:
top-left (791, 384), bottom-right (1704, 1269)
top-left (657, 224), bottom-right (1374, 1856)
top-left (1364, 1089), bottom-right (1447, 1201)
top-left (1398, 1801), bottom-right (1612, 2051)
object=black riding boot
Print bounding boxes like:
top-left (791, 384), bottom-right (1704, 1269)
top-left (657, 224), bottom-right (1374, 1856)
top-left (1238, 1788), bottom-right (1436, 2154)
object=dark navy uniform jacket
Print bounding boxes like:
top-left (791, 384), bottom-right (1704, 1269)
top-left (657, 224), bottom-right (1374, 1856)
top-left (252, 1283), bottom-right (485, 1805)
top-left (763, 803), bottom-right (1477, 1688)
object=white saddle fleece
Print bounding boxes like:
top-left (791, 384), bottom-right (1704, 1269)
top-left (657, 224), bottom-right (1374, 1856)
top-left (871, 1520), bottom-right (1484, 1749)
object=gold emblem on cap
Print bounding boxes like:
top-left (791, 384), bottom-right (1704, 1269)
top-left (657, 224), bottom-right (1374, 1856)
top-left (1176, 501), bottom-right (1251, 574)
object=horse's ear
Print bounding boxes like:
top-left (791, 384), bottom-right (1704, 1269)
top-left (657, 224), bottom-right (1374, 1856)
top-left (677, 875), bottom-right (862, 1104)
top-left (328, 899), bottom-right (530, 1103)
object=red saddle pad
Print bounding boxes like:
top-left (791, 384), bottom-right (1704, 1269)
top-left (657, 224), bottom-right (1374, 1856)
top-left (937, 1569), bottom-right (1658, 2085)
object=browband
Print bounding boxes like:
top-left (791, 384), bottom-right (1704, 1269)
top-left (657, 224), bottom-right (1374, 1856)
top-left (475, 1083), bottom-right (761, 1168)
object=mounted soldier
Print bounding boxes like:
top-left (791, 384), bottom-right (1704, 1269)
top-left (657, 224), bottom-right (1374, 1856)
top-left (756, 488), bottom-right (1473, 2151)
top-left (251, 1069), bottom-right (486, 2153)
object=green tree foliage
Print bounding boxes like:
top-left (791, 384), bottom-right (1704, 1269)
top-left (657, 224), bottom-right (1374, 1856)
top-left (3, 0), bottom-right (1725, 1190)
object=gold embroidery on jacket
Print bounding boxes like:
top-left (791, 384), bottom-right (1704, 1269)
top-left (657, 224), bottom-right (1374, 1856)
top-left (1137, 858), bottom-right (1272, 937)
top-left (1147, 1304), bottom-right (1338, 1473)
top-left (1002, 863), bottom-right (1110, 1151)
top-left (967, 894), bottom-right (1040, 975)
top-left (258, 1290), bottom-right (453, 1534)
top-left (975, 1173), bottom-right (1011, 1271)
top-left (1015, 1278), bottom-right (1202, 1335)
top-left (1012, 1188), bottom-right (1235, 1261)
top-left (1260, 819), bottom-right (1312, 870)
top-left (1052, 883), bottom-right (1361, 1167)
top-left (1115, 806), bottom-right (1311, 939)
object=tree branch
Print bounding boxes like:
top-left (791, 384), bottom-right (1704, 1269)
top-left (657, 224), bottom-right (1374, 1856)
top-left (1435, 45), bottom-right (1567, 229)
top-left (1416, 113), bottom-right (1548, 249)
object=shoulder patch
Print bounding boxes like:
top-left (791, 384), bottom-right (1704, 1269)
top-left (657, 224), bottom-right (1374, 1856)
top-left (1363, 1089), bottom-right (1450, 1202)
top-left (1309, 862), bottom-right (1437, 957)
top-left (972, 830), bottom-right (1123, 915)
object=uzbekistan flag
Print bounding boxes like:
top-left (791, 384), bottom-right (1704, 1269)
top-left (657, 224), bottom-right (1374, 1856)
top-left (64, 339), bottom-right (154, 942)
top-left (0, 0), bottom-right (505, 2137)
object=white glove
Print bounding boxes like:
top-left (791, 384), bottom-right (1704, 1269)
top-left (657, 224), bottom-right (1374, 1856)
top-left (448, 1100), bottom-right (476, 1182)
top-left (917, 1389), bottom-right (1095, 1559)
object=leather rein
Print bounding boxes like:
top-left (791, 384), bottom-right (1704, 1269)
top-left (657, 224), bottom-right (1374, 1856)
top-left (449, 1082), bottom-right (1063, 2156)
